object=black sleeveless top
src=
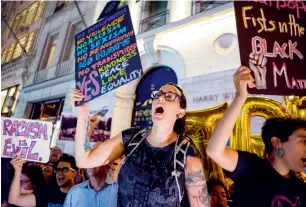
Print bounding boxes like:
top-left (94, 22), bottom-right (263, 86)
top-left (117, 127), bottom-right (201, 207)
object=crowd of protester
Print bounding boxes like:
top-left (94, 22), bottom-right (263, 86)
top-left (1, 66), bottom-right (305, 207)
top-left (1, 145), bottom-right (119, 207)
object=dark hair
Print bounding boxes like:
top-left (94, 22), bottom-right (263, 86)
top-left (21, 165), bottom-right (47, 188)
top-left (166, 82), bottom-right (187, 135)
top-left (56, 155), bottom-right (78, 171)
top-left (262, 117), bottom-right (306, 154)
top-left (62, 153), bottom-right (71, 157)
top-left (207, 179), bottom-right (226, 194)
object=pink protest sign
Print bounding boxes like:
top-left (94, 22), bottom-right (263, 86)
top-left (1, 117), bottom-right (53, 163)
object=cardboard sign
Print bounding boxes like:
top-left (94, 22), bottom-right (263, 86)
top-left (1, 117), bottom-right (53, 163)
top-left (234, 0), bottom-right (306, 96)
top-left (75, 6), bottom-right (143, 106)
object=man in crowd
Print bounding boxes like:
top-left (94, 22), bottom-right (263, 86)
top-left (207, 179), bottom-right (228, 207)
top-left (48, 155), bottom-right (77, 207)
top-left (64, 141), bottom-right (117, 207)
top-left (64, 164), bottom-right (117, 207)
top-left (48, 146), bottom-right (63, 165)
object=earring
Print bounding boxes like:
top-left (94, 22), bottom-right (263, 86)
top-left (276, 148), bottom-right (284, 157)
top-left (176, 114), bottom-right (179, 119)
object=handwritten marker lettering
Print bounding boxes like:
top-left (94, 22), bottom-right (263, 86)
top-left (234, 1), bottom-right (306, 96)
top-left (74, 6), bottom-right (143, 106)
top-left (1, 118), bottom-right (53, 163)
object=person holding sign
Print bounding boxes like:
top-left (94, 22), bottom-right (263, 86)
top-left (207, 66), bottom-right (306, 207)
top-left (71, 83), bottom-right (210, 207)
top-left (8, 156), bottom-right (48, 207)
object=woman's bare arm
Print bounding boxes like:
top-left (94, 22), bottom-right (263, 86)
top-left (8, 156), bottom-right (36, 207)
top-left (72, 89), bottom-right (124, 168)
top-left (206, 66), bottom-right (255, 172)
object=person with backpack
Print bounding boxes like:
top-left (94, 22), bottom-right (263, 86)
top-left (71, 83), bottom-right (210, 207)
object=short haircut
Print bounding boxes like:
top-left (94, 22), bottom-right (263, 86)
top-left (261, 117), bottom-right (306, 154)
top-left (56, 155), bottom-right (78, 171)
top-left (207, 179), bottom-right (226, 194)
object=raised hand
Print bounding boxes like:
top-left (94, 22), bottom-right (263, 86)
top-left (249, 53), bottom-right (267, 89)
top-left (10, 155), bottom-right (27, 173)
top-left (71, 89), bottom-right (89, 115)
top-left (233, 66), bottom-right (255, 99)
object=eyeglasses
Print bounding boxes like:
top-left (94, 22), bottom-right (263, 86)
top-left (54, 167), bottom-right (76, 174)
top-left (20, 180), bottom-right (31, 185)
top-left (151, 91), bottom-right (179, 102)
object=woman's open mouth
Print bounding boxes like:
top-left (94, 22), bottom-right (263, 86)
top-left (155, 106), bottom-right (164, 115)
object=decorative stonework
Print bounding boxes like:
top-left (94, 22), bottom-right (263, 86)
top-left (143, 36), bottom-right (159, 65)
top-left (23, 73), bottom-right (75, 93)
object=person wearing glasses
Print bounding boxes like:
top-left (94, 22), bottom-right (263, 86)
top-left (71, 83), bottom-right (210, 207)
top-left (8, 156), bottom-right (48, 207)
top-left (48, 155), bottom-right (77, 207)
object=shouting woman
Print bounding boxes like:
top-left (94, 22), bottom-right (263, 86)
top-left (72, 83), bottom-right (210, 207)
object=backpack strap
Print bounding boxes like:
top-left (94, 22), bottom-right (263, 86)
top-left (172, 135), bottom-right (192, 202)
top-left (122, 128), bottom-right (151, 165)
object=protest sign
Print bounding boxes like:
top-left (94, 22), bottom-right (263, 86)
top-left (59, 106), bottom-right (112, 142)
top-left (1, 117), bottom-right (53, 163)
top-left (234, 0), bottom-right (306, 96)
top-left (75, 6), bottom-right (143, 106)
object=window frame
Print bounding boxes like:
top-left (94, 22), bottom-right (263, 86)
top-left (139, 0), bottom-right (170, 33)
top-left (39, 32), bottom-right (59, 70)
top-left (191, 0), bottom-right (231, 15)
top-left (1, 85), bottom-right (19, 117)
top-left (29, 98), bottom-right (65, 122)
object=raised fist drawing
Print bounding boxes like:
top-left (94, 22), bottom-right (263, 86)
top-left (249, 53), bottom-right (267, 90)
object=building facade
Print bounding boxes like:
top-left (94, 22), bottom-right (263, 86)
top-left (3, 0), bottom-right (302, 155)
top-left (1, 0), bottom-right (46, 117)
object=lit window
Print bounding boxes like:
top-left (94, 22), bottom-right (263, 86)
top-left (12, 36), bottom-right (27, 60)
top-left (5, 43), bottom-right (17, 63)
top-left (1, 90), bottom-right (8, 110)
top-left (35, 1), bottom-right (46, 22)
top-left (30, 98), bottom-right (64, 122)
top-left (45, 34), bottom-right (58, 68)
top-left (1, 85), bottom-right (19, 117)
top-left (25, 2), bottom-right (38, 26)
top-left (1, 46), bottom-right (9, 64)
top-left (11, 13), bottom-right (21, 33)
top-left (20, 8), bottom-right (28, 25)
top-left (25, 31), bottom-right (37, 52)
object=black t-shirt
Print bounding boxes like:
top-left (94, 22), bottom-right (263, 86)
top-left (47, 186), bottom-right (67, 207)
top-left (225, 151), bottom-right (306, 207)
top-left (117, 127), bottom-right (200, 207)
top-left (33, 186), bottom-right (48, 207)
